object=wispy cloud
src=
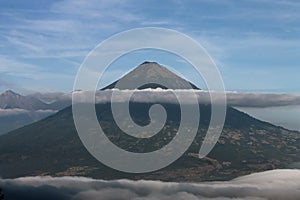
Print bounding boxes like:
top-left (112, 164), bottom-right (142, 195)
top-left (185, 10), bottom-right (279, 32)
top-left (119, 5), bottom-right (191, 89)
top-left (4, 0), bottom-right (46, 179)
top-left (51, 0), bottom-right (141, 22)
top-left (0, 55), bottom-right (40, 78)
top-left (1, 0), bottom-right (300, 93)
top-left (0, 55), bottom-right (73, 81)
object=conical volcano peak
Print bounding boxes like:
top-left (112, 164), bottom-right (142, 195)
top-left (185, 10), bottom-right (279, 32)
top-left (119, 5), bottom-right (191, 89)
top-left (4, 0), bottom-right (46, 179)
top-left (141, 61), bottom-right (159, 65)
top-left (139, 61), bottom-right (164, 70)
top-left (103, 62), bottom-right (199, 90)
top-left (130, 62), bottom-right (176, 78)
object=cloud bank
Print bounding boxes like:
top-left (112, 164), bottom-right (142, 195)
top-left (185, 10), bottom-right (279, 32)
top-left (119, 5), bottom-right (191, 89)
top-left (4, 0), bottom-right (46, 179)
top-left (0, 169), bottom-right (299, 200)
top-left (72, 89), bottom-right (300, 108)
top-left (0, 108), bottom-right (56, 117)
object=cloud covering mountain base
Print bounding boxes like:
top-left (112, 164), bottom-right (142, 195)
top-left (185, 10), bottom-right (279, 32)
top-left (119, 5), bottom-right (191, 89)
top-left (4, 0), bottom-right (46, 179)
top-left (74, 89), bottom-right (300, 108)
top-left (0, 169), bottom-right (299, 200)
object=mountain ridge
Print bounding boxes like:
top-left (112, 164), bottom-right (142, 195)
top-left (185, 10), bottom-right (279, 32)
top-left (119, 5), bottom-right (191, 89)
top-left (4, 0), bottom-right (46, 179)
top-left (0, 90), bottom-right (47, 110)
top-left (0, 90), bottom-right (71, 135)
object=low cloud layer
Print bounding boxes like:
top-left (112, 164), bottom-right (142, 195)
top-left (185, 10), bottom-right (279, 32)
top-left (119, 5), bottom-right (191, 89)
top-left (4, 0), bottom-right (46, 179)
top-left (0, 108), bottom-right (29, 116)
top-left (72, 89), bottom-right (300, 108)
top-left (4, 89), bottom-right (300, 108)
top-left (226, 92), bottom-right (300, 107)
top-left (0, 169), bottom-right (299, 200)
top-left (0, 108), bottom-right (56, 117)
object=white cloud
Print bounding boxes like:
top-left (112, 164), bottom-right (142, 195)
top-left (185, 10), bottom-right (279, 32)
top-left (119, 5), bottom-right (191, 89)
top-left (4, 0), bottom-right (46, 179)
top-left (5, 89), bottom-right (299, 108)
top-left (0, 108), bottom-right (28, 116)
top-left (226, 91), bottom-right (300, 107)
top-left (0, 108), bottom-right (56, 116)
top-left (71, 89), bottom-right (300, 107)
top-left (0, 169), bottom-right (299, 200)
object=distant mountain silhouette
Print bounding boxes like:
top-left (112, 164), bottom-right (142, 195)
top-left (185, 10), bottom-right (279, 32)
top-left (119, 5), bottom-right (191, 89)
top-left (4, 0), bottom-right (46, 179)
top-left (0, 90), bottom-right (47, 110)
top-left (0, 90), bottom-right (71, 111)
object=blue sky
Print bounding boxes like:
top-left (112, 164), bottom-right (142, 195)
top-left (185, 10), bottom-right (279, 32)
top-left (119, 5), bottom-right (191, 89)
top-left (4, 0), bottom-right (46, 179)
top-left (1, 0), bottom-right (300, 93)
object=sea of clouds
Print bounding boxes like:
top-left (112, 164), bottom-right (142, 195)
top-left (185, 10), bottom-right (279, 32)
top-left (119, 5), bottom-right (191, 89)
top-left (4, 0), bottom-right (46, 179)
top-left (71, 89), bottom-right (300, 108)
top-left (0, 169), bottom-right (299, 200)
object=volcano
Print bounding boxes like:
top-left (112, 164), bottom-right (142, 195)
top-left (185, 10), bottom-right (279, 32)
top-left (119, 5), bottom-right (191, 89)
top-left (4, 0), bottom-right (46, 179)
top-left (0, 62), bottom-right (299, 182)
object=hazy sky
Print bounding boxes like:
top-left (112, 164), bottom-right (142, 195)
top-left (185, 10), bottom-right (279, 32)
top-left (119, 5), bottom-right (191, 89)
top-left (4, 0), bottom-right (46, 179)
top-left (1, 0), bottom-right (300, 93)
